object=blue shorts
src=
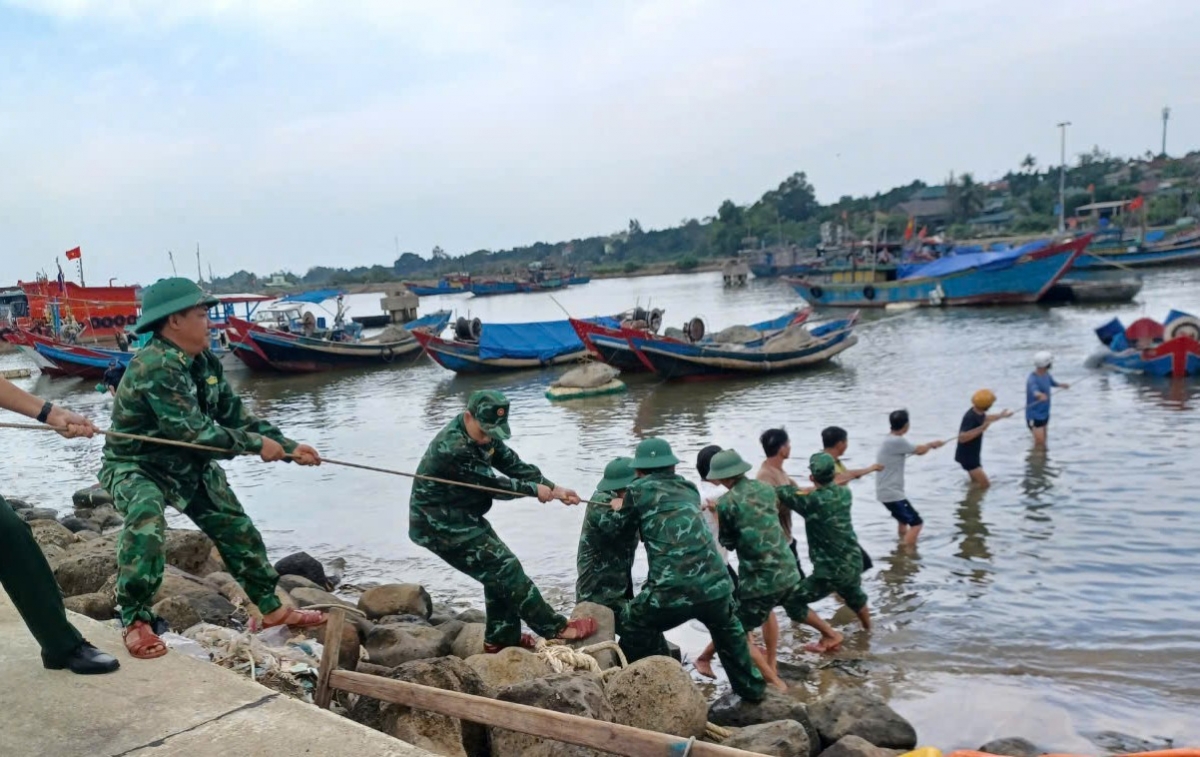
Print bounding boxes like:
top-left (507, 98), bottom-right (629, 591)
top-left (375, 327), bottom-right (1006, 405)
top-left (882, 499), bottom-right (924, 527)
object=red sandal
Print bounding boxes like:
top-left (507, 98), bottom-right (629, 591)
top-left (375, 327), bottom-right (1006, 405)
top-left (484, 633), bottom-right (538, 654)
top-left (123, 620), bottom-right (168, 660)
top-left (557, 617), bottom-right (598, 642)
top-left (251, 607), bottom-right (327, 632)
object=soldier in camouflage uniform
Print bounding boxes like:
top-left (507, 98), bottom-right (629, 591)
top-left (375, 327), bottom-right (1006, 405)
top-left (409, 390), bottom-right (597, 653)
top-left (611, 438), bottom-right (766, 703)
top-left (708, 448), bottom-right (845, 680)
top-left (575, 457), bottom-right (638, 618)
top-left (100, 278), bottom-right (325, 659)
top-left (776, 452), bottom-right (873, 640)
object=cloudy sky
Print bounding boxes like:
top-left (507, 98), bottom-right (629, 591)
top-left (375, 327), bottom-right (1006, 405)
top-left (2, 0), bottom-right (1198, 285)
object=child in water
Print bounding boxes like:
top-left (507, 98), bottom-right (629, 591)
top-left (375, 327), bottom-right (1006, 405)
top-left (955, 389), bottom-right (1012, 488)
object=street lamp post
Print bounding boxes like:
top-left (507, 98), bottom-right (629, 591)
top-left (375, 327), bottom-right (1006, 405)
top-left (1057, 121), bottom-right (1071, 234)
top-left (1162, 106), bottom-right (1171, 157)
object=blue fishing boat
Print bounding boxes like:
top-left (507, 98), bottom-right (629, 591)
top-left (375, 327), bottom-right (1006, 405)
top-left (789, 236), bottom-right (1089, 308)
top-left (1074, 227), bottom-right (1200, 270)
top-left (403, 274), bottom-right (473, 297)
top-left (1092, 310), bottom-right (1200, 378)
top-left (413, 316), bottom-right (620, 374)
top-left (625, 315), bottom-right (859, 380)
top-left (3, 328), bottom-right (132, 379)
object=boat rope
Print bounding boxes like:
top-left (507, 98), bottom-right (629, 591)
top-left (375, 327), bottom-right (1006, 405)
top-left (0, 422), bottom-right (614, 507)
top-left (931, 371), bottom-right (1104, 447)
top-left (1081, 251), bottom-right (1140, 273)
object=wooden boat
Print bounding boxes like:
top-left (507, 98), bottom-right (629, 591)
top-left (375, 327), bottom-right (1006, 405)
top-left (414, 316), bottom-right (620, 374)
top-left (1041, 272), bottom-right (1143, 304)
top-left (624, 315), bottom-right (859, 380)
top-left (570, 308), bottom-right (811, 373)
top-left (1092, 310), bottom-right (1200, 378)
top-left (403, 273), bottom-right (473, 297)
top-left (1074, 227), bottom-right (1200, 270)
top-left (226, 310), bottom-right (451, 373)
top-left (788, 236), bottom-right (1089, 308)
top-left (2, 328), bottom-right (132, 379)
top-left (17, 279), bottom-right (140, 339)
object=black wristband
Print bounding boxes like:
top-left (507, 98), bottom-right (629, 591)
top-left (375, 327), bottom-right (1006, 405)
top-left (36, 401), bottom-right (53, 424)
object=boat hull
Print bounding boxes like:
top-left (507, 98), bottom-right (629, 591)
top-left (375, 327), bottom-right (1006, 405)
top-left (790, 237), bottom-right (1088, 307)
top-left (569, 320), bottom-right (653, 372)
top-left (1102, 337), bottom-right (1200, 378)
top-left (3, 328), bottom-right (132, 379)
top-left (412, 330), bottom-right (588, 374)
top-left (1074, 244), bottom-right (1200, 270)
top-left (227, 316), bottom-right (444, 373)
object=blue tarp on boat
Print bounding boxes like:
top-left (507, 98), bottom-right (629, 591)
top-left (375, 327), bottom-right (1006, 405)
top-left (898, 240), bottom-right (1051, 280)
top-left (403, 311), bottom-right (450, 331)
top-left (279, 289), bottom-right (341, 304)
top-left (746, 311), bottom-right (799, 332)
top-left (479, 317), bottom-right (619, 361)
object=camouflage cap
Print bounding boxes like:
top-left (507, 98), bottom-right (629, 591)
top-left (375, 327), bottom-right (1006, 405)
top-left (809, 452), bottom-right (837, 485)
top-left (631, 437), bottom-right (679, 470)
top-left (596, 457), bottom-right (636, 493)
top-left (467, 389), bottom-right (511, 440)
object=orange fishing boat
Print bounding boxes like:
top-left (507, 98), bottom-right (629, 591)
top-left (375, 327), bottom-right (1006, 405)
top-left (17, 278), bottom-right (141, 339)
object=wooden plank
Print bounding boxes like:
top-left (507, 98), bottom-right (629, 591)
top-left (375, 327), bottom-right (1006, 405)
top-left (328, 669), bottom-right (759, 757)
top-left (314, 608), bottom-right (346, 709)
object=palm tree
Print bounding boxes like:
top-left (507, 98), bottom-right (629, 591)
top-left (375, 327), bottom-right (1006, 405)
top-left (954, 173), bottom-right (985, 222)
top-left (1020, 154), bottom-right (1037, 174)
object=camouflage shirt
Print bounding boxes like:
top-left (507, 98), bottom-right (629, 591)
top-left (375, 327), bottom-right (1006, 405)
top-left (618, 471), bottom-right (732, 609)
top-left (409, 415), bottom-right (553, 548)
top-left (716, 478), bottom-right (799, 600)
top-left (777, 483), bottom-right (861, 580)
top-left (99, 336), bottom-right (296, 509)
top-left (575, 489), bottom-right (639, 607)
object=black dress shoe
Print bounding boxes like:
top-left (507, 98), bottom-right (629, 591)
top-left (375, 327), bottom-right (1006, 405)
top-left (42, 641), bottom-right (121, 675)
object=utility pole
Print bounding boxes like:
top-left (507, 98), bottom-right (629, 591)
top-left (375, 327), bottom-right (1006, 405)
top-left (168, 251), bottom-right (177, 276)
top-left (196, 244), bottom-right (203, 283)
top-left (1162, 106), bottom-right (1171, 157)
top-left (1057, 121), bottom-right (1071, 234)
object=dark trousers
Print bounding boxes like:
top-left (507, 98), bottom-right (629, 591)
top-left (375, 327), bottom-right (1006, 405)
top-left (0, 497), bottom-right (82, 660)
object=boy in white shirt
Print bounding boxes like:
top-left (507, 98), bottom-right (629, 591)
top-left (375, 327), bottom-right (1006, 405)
top-left (875, 410), bottom-right (944, 546)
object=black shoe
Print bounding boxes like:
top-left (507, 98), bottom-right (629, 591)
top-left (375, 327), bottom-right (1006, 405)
top-left (42, 641), bottom-right (121, 675)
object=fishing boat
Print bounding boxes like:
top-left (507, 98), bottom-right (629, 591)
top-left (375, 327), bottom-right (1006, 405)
top-left (570, 308), bottom-right (811, 373)
top-left (1092, 310), bottom-right (1200, 378)
top-left (413, 315), bottom-right (621, 374)
top-left (788, 235), bottom-right (1090, 308)
top-left (225, 310), bottom-right (451, 373)
top-left (1041, 271), bottom-right (1143, 305)
top-left (2, 328), bottom-right (132, 379)
top-left (1074, 227), bottom-right (1200, 270)
top-left (17, 279), bottom-right (140, 339)
top-left (624, 315), bottom-right (859, 380)
top-left (403, 273), bottom-right (473, 297)
top-left (469, 262), bottom-right (586, 297)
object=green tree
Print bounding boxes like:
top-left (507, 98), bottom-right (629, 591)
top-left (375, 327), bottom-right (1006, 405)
top-left (761, 171), bottom-right (818, 223)
top-left (951, 173), bottom-right (985, 222)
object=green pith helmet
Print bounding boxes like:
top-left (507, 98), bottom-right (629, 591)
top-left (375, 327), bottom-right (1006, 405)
top-left (631, 437), bottom-right (680, 470)
top-left (135, 278), bottom-right (219, 334)
top-left (707, 449), bottom-right (752, 481)
top-left (467, 389), bottom-right (511, 440)
top-left (809, 452), bottom-right (837, 485)
top-left (596, 457), bottom-right (636, 493)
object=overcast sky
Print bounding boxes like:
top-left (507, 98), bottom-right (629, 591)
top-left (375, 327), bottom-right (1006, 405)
top-left (2, 0), bottom-right (1198, 286)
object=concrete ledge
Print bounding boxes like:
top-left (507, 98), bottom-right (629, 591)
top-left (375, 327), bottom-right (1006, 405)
top-left (0, 594), bottom-right (432, 756)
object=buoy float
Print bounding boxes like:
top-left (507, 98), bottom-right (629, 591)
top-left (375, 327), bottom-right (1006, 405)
top-left (545, 379), bottom-right (627, 401)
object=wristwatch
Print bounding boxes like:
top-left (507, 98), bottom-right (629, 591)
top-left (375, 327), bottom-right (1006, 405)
top-left (36, 401), bottom-right (53, 424)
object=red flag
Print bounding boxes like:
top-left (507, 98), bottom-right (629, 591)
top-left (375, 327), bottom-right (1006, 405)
top-left (1087, 184), bottom-right (1095, 194)
top-left (65, 246), bottom-right (82, 260)
top-left (917, 226), bottom-right (927, 239)
top-left (903, 217), bottom-right (915, 241)
top-left (1128, 196), bottom-right (1145, 211)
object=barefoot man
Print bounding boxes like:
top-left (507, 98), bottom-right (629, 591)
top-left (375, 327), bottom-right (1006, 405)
top-left (100, 278), bottom-right (326, 660)
top-left (410, 390), bottom-right (597, 653)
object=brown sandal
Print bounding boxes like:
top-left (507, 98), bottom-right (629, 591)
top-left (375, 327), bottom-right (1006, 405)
top-left (253, 607), bottom-right (327, 631)
top-left (557, 617), bottom-right (598, 642)
top-left (484, 632), bottom-right (538, 654)
top-left (123, 620), bottom-right (168, 660)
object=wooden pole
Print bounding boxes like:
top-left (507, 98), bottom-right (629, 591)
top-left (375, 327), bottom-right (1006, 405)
top-left (314, 607), bottom-right (346, 709)
top-left (326, 669), bottom-right (761, 757)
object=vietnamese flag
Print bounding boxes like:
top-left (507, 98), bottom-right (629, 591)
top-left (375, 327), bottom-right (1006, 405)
top-left (1128, 196), bottom-right (1145, 212)
top-left (65, 246), bottom-right (82, 260)
top-left (903, 216), bottom-right (915, 241)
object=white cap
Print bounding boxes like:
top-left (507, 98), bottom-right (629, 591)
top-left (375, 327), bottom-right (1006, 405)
top-left (1034, 350), bottom-right (1053, 368)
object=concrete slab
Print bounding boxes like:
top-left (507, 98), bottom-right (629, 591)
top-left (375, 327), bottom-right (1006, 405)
top-left (0, 593), bottom-right (432, 756)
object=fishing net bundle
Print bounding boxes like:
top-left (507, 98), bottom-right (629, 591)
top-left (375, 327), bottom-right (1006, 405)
top-left (553, 363), bottom-right (621, 389)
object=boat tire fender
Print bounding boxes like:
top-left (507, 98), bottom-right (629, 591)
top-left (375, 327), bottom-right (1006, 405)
top-left (1165, 316), bottom-right (1200, 342)
top-left (809, 285), bottom-right (824, 299)
top-left (685, 317), bottom-right (706, 343)
top-left (381, 346), bottom-right (395, 363)
top-left (863, 285), bottom-right (877, 301)
top-left (649, 308), bottom-right (663, 333)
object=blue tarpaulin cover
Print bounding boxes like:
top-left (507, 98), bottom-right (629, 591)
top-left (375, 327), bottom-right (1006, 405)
top-left (403, 310), bottom-right (450, 331)
top-left (279, 289), bottom-right (341, 304)
top-left (898, 239), bottom-right (1051, 280)
top-left (479, 317), bottom-right (619, 361)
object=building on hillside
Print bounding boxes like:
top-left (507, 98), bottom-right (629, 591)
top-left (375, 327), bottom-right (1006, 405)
top-left (894, 185), bottom-right (953, 228)
top-left (966, 209), bottom-right (1017, 233)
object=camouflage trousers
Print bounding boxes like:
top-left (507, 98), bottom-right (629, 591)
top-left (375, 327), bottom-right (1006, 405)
top-left (793, 568), bottom-right (868, 613)
top-left (618, 593), bottom-right (766, 703)
top-left (426, 523), bottom-right (567, 648)
top-left (108, 471), bottom-right (282, 626)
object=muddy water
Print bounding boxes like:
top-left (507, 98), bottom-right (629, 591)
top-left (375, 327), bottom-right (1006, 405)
top-left (4, 268), bottom-right (1199, 751)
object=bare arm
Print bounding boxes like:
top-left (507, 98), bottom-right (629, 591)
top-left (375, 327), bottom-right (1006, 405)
top-left (958, 421), bottom-right (990, 445)
top-left (0, 378), bottom-right (95, 437)
top-left (834, 464), bottom-right (882, 485)
top-left (913, 440), bottom-right (945, 455)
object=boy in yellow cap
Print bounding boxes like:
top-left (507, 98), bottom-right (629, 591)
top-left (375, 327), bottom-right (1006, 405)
top-left (954, 389), bottom-right (1013, 488)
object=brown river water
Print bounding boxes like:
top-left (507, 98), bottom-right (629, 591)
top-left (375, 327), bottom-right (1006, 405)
top-left (4, 269), bottom-right (1199, 751)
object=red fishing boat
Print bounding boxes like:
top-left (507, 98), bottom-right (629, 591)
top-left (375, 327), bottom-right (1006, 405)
top-left (17, 278), bottom-right (140, 339)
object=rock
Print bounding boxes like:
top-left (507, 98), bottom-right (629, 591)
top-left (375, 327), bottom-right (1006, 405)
top-left (152, 566), bottom-right (237, 625)
top-left (21, 507), bottom-right (60, 522)
top-left (377, 614), bottom-right (432, 627)
top-left (429, 612), bottom-right (456, 626)
top-left (820, 735), bottom-right (890, 757)
top-left (437, 619), bottom-right (467, 645)
top-left (72, 485), bottom-right (114, 509)
top-left (39, 543), bottom-right (69, 564)
top-left (451, 623), bottom-right (486, 658)
top-left (163, 529), bottom-right (216, 575)
top-left (605, 655), bottom-right (707, 738)
top-left (349, 656), bottom-right (488, 757)
top-left (359, 583), bottom-right (433, 620)
top-left (1085, 731), bottom-right (1174, 755)
top-left (808, 690), bottom-right (917, 750)
top-left (6, 497), bottom-right (33, 510)
top-left (85, 505), bottom-right (124, 530)
top-left (272, 551), bottom-right (329, 589)
top-left (465, 647), bottom-right (553, 695)
top-left (51, 535), bottom-right (119, 596)
top-left (277, 574), bottom-right (324, 593)
top-left (325, 556), bottom-right (346, 587)
top-left (29, 519), bottom-right (79, 550)
top-left (666, 640), bottom-right (682, 662)
top-left (59, 515), bottom-right (101, 534)
top-left (724, 720), bottom-right (815, 757)
top-left (205, 571), bottom-right (239, 594)
top-left (492, 673), bottom-right (615, 756)
top-left (978, 738), bottom-right (1042, 757)
top-left (289, 587), bottom-right (360, 612)
top-left (75, 530), bottom-right (100, 542)
top-left (196, 545), bottom-right (226, 576)
top-left (567, 602), bottom-right (618, 668)
top-left (456, 608), bottom-right (486, 624)
top-left (365, 623), bottom-right (450, 667)
top-left (356, 661), bottom-right (393, 677)
top-left (64, 591), bottom-right (117, 620)
top-left (153, 596), bottom-right (204, 631)
top-left (301, 620), bottom-right (360, 671)
top-left (710, 691), bottom-right (820, 756)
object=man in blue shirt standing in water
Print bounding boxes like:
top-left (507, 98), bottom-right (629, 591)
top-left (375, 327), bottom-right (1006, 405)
top-left (1026, 351), bottom-right (1069, 447)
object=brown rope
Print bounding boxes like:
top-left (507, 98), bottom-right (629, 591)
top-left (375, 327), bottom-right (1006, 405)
top-left (0, 422), bottom-right (609, 507)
